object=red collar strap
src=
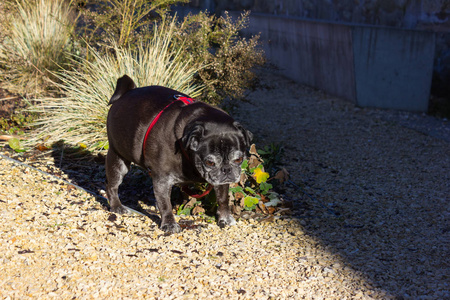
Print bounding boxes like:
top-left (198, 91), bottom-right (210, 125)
top-left (142, 95), bottom-right (212, 199)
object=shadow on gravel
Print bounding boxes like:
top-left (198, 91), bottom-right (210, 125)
top-left (48, 142), bottom-right (161, 224)
top-left (254, 123), bottom-right (450, 299)
top-left (228, 68), bottom-right (449, 298)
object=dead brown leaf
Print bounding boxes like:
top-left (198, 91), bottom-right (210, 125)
top-left (249, 144), bottom-right (258, 156)
top-left (248, 155), bottom-right (262, 169)
top-left (192, 206), bottom-right (205, 215)
top-left (184, 198), bottom-right (197, 209)
top-left (35, 143), bottom-right (51, 151)
top-left (273, 168), bottom-right (289, 184)
top-left (239, 172), bottom-right (248, 187)
top-left (234, 192), bottom-right (244, 200)
top-left (267, 206), bottom-right (276, 214)
top-left (258, 215), bottom-right (274, 223)
top-left (258, 201), bottom-right (268, 214)
top-left (232, 204), bottom-right (242, 215)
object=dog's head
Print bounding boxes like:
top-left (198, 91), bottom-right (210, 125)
top-left (182, 120), bottom-right (253, 185)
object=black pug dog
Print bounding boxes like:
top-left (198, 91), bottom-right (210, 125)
top-left (106, 75), bottom-right (252, 234)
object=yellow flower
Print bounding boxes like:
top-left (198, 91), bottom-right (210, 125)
top-left (253, 167), bottom-right (269, 184)
top-left (79, 143), bottom-right (87, 149)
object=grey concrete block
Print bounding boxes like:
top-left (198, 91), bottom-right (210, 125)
top-left (353, 27), bottom-right (435, 111)
top-left (243, 14), bottom-right (356, 102)
top-left (237, 12), bottom-right (436, 112)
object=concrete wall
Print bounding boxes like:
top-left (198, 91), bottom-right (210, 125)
top-left (204, 0), bottom-right (450, 31)
top-left (182, 0), bottom-right (449, 100)
top-left (353, 27), bottom-right (435, 111)
top-left (250, 15), bottom-right (356, 102)
top-left (234, 12), bottom-right (436, 111)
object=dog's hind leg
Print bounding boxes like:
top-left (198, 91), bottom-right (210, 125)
top-left (105, 148), bottom-right (131, 214)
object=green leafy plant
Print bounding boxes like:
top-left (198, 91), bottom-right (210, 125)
top-left (229, 144), bottom-right (282, 214)
top-left (28, 16), bottom-right (204, 152)
top-left (0, 0), bottom-right (77, 96)
top-left (0, 110), bottom-right (36, 135)
top-left (176, 203), bottom-right (193, 216)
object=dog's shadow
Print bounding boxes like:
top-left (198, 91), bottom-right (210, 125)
top-left (49, 142), bottom-right (164, 225)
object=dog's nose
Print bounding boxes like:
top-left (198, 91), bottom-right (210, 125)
top-left (221, 165), bottom-right (232, 175)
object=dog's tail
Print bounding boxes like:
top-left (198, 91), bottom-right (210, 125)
top-left (109, 75), bottom-right (136, 105)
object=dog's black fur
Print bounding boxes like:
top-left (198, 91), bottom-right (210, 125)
top-left (106, 75), bottom-right (252, 233)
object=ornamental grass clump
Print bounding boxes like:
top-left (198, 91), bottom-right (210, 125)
top-left (28, 18), bottom-right (204, 152)
top-left (0, 0), bottom-right (76, 96)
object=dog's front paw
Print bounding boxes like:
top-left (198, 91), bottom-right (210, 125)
top-left (110, 204), bottom-right (130, 215)
top-left (217, 214), bottom-right (237, 228)
top-left (161, 222), bottom-right (182, 234)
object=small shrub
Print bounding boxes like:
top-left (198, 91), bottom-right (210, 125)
top-left (173, 11), bottom-right (265, 104)
top-left (73, 0), bottom-right (187, 51)
top-left (0, 0), bottom-right (77, 96)
top-left (28, 17), bottom-right (204, 152)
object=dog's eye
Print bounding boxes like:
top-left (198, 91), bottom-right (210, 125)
top-left (205, 160), bottom-right (215, 167)
top-left (233, 157), bottom-right (243, 164)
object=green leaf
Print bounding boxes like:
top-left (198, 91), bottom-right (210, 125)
top-left (264, 197), bottom-right (281, 206)
top-left (8, 138), bottom-right (25, 152)
top-left (243, 196), bottom-right (259, 210)
top-left (259, 182), bottom-right (273, 194)
top-left (241, 159), bottom-right (249, 170)
top-left (257, 149), bottom-right (268, 155)
top-left (176, 204), bottom-right (191, 216)
top-left (93, 140), bottom-right (109, 150)
top-left (244, 187), bottom-right (256, 194)
top-left (268, 193), bottom-right (279, 200)
top-left (8, 138), bottom-right (20, 150)
top-left (229, 186), bottom-right (244, 194)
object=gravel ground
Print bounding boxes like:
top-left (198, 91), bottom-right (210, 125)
top-left (1, 69), bottom-right (449, 299)
top-left (0, 156), bottom-right (388, 299)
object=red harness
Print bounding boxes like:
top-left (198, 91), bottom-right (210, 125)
top-left (142, 95), bottom-right (195, 156)
top-left (142, 95), bottom-right (212, 199)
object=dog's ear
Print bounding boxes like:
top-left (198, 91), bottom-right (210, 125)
top-left (233, 121), bottom-right (253, 148)
top-left (182, 122), bottom-right (205, 151)
top-left (109, 75), bottom-right (136, 105)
